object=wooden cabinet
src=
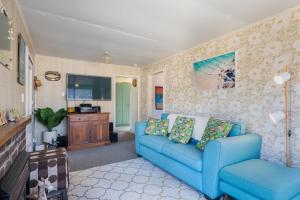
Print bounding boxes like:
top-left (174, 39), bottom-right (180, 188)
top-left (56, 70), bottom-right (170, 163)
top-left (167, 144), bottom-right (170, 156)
top-left (67, 113), bottom-right (110, 150)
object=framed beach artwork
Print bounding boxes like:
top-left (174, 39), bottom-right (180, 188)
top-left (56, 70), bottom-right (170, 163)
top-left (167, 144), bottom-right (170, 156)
top-left (155, 86), bottom-right (163, 110)
top-left (193, 51), bottom-right (236, 90)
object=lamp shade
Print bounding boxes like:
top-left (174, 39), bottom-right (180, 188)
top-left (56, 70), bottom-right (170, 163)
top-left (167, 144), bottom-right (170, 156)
top-left (273, 72), bottom-right (291, 85)
top-left (103, 51), bottom-right (111, 64)
top-left (269, 111), bottom-right (285, 124)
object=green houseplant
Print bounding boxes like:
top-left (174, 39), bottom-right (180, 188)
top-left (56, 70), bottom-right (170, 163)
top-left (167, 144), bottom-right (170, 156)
top-left (35, 107), bottom-right (67, 132)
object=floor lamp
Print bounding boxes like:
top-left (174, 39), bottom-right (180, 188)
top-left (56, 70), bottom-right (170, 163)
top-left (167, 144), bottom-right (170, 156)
top-left (269, 66), bottom-right (292, 167)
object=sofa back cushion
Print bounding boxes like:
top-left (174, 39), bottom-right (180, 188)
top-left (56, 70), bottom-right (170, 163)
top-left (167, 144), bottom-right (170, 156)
top-left (167, 114), bottom-right (209, 141)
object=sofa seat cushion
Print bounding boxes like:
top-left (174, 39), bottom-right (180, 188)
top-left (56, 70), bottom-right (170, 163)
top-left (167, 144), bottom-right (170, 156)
top-left (220, 159), bottom-right (300, 200)
top-left (162, 143), bottom-right (202, 172)
top-left (139, 135), bottom-right (172, 153)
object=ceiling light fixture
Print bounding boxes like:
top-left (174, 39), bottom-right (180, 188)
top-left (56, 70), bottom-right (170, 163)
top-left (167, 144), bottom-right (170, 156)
top-left (103, 51), bottom-right (111, 64)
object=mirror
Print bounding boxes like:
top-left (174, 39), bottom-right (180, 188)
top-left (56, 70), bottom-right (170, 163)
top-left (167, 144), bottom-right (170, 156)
top-left (0, 2), bottom-right (13, 69)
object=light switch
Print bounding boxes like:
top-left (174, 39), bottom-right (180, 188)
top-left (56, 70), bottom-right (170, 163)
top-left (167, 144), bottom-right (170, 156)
top-left (21, 93), bottom-right (24, 103)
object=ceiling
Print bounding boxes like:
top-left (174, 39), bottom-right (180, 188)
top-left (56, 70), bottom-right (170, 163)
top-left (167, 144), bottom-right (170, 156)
top-left (18, 0), bottom-right (300, 66)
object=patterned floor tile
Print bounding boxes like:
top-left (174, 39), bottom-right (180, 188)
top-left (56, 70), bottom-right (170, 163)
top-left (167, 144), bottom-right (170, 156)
top-left (69, 158), bottom-right (206, 200)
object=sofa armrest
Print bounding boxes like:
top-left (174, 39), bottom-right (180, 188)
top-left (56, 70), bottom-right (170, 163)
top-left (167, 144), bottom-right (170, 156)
top-left (202, 133), bottom-right (262, 199)
top-left (135, 121), bottom-right (147, 154)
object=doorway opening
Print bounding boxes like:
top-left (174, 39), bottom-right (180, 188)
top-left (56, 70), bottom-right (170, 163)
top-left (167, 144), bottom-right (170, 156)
top-left (147, 71), bottom-right (165, 119)
top-left (115, 77), bottom-right (138, 140)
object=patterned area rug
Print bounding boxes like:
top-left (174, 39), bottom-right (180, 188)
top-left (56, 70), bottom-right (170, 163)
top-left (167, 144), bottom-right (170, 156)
top-left (69, 158), bottom-right (206, 200)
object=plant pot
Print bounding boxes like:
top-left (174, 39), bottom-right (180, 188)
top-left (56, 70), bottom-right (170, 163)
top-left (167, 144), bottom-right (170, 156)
top-left (43, 130), bottom-right (57, 144)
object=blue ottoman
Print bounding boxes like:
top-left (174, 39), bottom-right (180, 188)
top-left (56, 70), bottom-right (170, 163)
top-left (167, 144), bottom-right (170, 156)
top-left (219, 159), bottom-right (300, 200)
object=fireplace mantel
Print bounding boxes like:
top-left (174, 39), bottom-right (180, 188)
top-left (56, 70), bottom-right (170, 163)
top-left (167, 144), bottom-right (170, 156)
top-left (0, 116), bottom-right (31, 147)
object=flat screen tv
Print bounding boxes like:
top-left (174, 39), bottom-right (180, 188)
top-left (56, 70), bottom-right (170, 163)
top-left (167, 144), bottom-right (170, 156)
top-left (67, 74), bottom-right (111, 100)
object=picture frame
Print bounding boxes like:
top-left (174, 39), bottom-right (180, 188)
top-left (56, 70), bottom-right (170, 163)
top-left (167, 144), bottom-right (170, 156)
top-left (193, 51), bottom-right (236, 91)
top-left (155, 86), bottom-right (163, 110)
top-left (18, 34), bottom-right (26, 85)
top-left (0, 110), bottom-right (7, 126)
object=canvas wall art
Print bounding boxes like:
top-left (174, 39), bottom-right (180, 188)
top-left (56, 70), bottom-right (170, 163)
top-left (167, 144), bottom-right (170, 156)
top-left (193, 51), bottom-right (236, 90)
top-left (18, 34), bottom-right (26, 85)
top-left (155, 86), bottom-right (163, 110)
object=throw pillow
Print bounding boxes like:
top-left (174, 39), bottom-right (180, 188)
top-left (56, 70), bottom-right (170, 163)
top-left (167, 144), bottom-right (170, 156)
top-left (196, 117), bottom-right (233, 150)
top-left (166, 114), bottom-right (209, 140)
top-left (156, 119), bottom-right (169, 136)
top-left (168, 116), bottom-right (195, 144)
top-left (145, 118), bottom-right (169, 136)
top-left (145, 118), bottom-right (156, 135)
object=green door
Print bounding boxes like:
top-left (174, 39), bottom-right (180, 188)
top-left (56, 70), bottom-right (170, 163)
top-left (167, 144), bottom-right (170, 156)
top-left (116, 82), bottom-right (131, 127)
top-left (116, 83), bottom-right (123, 126)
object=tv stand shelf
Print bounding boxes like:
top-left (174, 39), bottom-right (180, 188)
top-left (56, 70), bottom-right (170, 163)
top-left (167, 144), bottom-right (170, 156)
top-left (67, 112), bottom-right (110, 150)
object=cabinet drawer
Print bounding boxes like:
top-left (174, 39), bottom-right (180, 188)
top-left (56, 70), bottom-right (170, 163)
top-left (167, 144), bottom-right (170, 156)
top-left (89, 115), bottom-right (109, 121)
top-left (69, 116), bottom-right (89, 122)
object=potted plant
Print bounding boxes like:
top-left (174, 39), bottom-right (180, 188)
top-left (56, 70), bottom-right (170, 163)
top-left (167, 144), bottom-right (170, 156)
top-left (35, 107), bottom-right (67, 144)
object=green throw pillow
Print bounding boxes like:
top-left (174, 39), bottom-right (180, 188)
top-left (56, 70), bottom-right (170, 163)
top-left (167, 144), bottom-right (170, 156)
top-left (196, 117), bottom-right (233, 150)
top-left (145, 118), bottom-right (156, 135)
top-left (168, 116), bottom-right (195, 144)
top-left (156, 119), bottom-right (169, 136)
top-left (145, 118), bottom-right (169, 136)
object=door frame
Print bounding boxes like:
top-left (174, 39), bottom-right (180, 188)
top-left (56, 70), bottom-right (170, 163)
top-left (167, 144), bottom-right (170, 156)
top-left (147, 70), bottom-right (166, 118)
top-left (113, 75), bottom-right (140, 131)
top-left (25, 46), bottom-right (34, 116)
top-left (25, 46), bottom-right (35, 151)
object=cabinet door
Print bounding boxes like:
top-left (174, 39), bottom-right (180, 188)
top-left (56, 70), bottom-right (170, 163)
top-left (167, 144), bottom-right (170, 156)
top-left (89, 120), bottom-right (102, 143)
top-left (69, 121), bottom-right (89, 145)
top-left (101, 122), bottom-right (109, 142)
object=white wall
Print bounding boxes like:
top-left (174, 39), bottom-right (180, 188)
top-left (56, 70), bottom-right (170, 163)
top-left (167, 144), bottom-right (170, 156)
top-left (34, 55), bottom-right (140, 143)
top-left (0, 0), bottom-right (35, 115)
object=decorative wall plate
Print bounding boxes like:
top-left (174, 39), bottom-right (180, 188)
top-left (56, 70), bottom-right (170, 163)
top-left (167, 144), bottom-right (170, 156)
top-left (45, 71), bottom-right (61, 81)
top-left (132, 79), bottom-right (137, 87)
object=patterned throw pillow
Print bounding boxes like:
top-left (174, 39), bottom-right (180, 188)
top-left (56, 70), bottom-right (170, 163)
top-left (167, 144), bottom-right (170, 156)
top-left (145, 118), bottom-right (169, 136)
top-left (145, 118), bottom-right (156, 135)
top-left (156, 119), bottom-right (169, 136)
top-left (196, 117), bottom-right (233, 150)
top-left (168, 116), bottom-right (195, 144)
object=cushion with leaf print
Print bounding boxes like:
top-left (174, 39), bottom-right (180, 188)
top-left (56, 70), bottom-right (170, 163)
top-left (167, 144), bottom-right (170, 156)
top-left (145, 118), bottom-right (156, 135)
top-left (156, 119), bottom-right (169, 136)
top-left (145, 118), bottom-right (169, 136)
top-left (196, 117), bottom-right (233, 150)
top-left (168, 116), bottom-right (195, 144)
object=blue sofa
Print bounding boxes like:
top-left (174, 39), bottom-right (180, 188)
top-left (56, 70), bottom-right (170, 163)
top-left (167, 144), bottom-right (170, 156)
top-left (135, 117), bottom-right (262, 199)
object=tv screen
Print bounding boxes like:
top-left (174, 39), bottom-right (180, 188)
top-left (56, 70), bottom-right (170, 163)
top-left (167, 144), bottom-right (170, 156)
top-left (67, 74), bottom-right (111, 100)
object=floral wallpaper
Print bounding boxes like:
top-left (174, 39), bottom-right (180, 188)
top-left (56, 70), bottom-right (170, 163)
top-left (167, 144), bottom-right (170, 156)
top-left (140, 7), bottom-right (300, 167)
